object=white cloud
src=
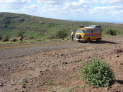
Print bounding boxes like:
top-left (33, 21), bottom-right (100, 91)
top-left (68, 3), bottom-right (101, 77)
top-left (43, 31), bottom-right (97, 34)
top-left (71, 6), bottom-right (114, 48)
top-left (0, 0), bottom-right (123, 22)
top-left (26, 4), bottom-right (37, 9)
top-left (95, 0), bottom-right (123, 4)
top-left (91, 5), bottom-right (123, 15)
top-left (0, 0), bottom-right (31, 3)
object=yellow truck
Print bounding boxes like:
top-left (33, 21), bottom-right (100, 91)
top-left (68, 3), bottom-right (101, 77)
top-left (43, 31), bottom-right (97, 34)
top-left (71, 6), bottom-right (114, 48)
top-left (73, 25), bottom-right (102, 42)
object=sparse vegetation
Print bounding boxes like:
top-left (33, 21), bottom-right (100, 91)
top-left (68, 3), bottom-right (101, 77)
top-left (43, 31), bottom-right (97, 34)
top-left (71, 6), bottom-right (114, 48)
top-left (2, 35), bottom-right (10, 42)
top-left (10, 37), bottom-right (18, 42)
top-left (106, 29), bottom-right (118, 36)
top-left (80, 58), bottom-right (115, 87)
top-left (55, 29), bottom-right (69, 39)
top-left (16, 31), bottom-right (25, 37)
top-left (0, 12), bottom-right (123, 42)
top-left (0, 36), bottom-right (2, 40)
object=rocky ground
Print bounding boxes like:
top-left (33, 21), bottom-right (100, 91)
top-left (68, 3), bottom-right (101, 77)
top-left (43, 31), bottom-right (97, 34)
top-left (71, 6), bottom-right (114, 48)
top-left (0, 37), bottom-right (123, 92)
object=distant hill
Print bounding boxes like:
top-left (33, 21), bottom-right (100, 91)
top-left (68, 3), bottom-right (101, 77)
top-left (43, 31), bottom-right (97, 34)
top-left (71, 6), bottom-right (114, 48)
top-left (0, 12), bottom-right (123, 41)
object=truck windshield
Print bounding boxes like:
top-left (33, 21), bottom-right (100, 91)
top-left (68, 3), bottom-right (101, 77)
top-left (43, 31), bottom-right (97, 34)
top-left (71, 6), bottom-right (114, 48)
top-left (83, 30), bottom-right (91, 33)
top-left (76, 30), bottom-right (84, 33)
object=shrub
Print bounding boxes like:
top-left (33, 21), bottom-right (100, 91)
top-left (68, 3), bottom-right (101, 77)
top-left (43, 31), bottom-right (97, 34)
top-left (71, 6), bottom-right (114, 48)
top-left (0, 36), bottom-right (2, 40)
top-left (80, 58), bottom-right (115, 87)
top-left (106, 29), bottom-right (117, 36)
top-left (49, 29), bottom-right (69, 39)
top-left (17, 31), bottom-right (25, 37)
top-left (16, 31), bottom-right (25, 41)
top-left (56, 29), bottom-right (69, 39)
top-left (10, 37), bottom-right (18, 42)
top-left (29, 36), bottom-right (34, 39)
top-left (2, 35), bottom-right (10, 42)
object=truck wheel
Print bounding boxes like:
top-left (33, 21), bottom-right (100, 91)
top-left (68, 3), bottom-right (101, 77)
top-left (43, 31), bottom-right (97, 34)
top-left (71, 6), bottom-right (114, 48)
top-left (76, 34), bottom-right (81, 39)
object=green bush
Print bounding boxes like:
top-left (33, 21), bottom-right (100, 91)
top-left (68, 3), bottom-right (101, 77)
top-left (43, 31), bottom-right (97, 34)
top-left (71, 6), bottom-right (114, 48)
top-left (106, 29), bottom-right (117, 36)
top-left (80, 58), bottom-right (115, 87)
top-left (49, 29), bottom-right (69, 39)
top-left (0, 36), bottom-right (2, 40)
top-left (2, 35), bottom-right (10, 42)
top-left (56, 29), bottom-right (69, 39)
top-left (16, 31), bottom-right (25, 37)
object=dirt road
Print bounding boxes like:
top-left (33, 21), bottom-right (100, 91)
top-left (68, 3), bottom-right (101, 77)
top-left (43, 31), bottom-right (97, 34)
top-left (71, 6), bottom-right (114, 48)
top-left (0, 37), bottom-right (123, 92)
top-left (0, 38), bottom-right (120, 60)
top-left (0, 41), bottom-right (84, 60)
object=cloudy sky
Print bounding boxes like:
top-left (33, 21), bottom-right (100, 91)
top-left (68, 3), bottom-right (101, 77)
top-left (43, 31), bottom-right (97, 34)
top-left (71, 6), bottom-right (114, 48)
top-left (0, 0), bottom-right (123, 23)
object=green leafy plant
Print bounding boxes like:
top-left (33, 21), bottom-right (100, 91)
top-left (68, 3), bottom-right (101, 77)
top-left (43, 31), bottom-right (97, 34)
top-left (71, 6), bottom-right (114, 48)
top-left (106, 29), bottom-right (117, 36)
top-left (80, 58), bottom-right (115, 87)
top-left (56, 29), bottom-right (69, 39)
top-left (49, 29), bottom-right (69, 39)
top-left (16, 31), bottom-right (25, 37)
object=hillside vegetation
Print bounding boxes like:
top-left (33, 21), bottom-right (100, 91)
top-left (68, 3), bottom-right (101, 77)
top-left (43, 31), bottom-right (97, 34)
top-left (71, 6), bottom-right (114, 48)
top-left (0, 12), bottom-right (123, 42)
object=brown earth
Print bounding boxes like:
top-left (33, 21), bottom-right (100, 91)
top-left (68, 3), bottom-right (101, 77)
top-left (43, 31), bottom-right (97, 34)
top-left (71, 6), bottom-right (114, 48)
top-left (0, 36), bottom-right (123, 92)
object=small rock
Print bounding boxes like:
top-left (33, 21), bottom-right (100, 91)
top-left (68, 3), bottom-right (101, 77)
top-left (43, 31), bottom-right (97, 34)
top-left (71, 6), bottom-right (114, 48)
top-left (60, 54), bottom-right (64, 56)
top-left (105, 86), bottom-right (111, 90)
top-left (62, 62), bottom-right (68, 65)
top-left (115, 54), bottom-right (119, 57)
top-left (120, 63), bottom-right (123, 65)
top-left (0, 82), bottom-right (4, 87)
top-left (22, 84), bottom-right (26, 89)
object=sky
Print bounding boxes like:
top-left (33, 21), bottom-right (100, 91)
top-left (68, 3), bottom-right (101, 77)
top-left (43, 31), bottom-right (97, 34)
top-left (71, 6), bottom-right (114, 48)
top-left (0, 0), bottom-right (123, 23)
